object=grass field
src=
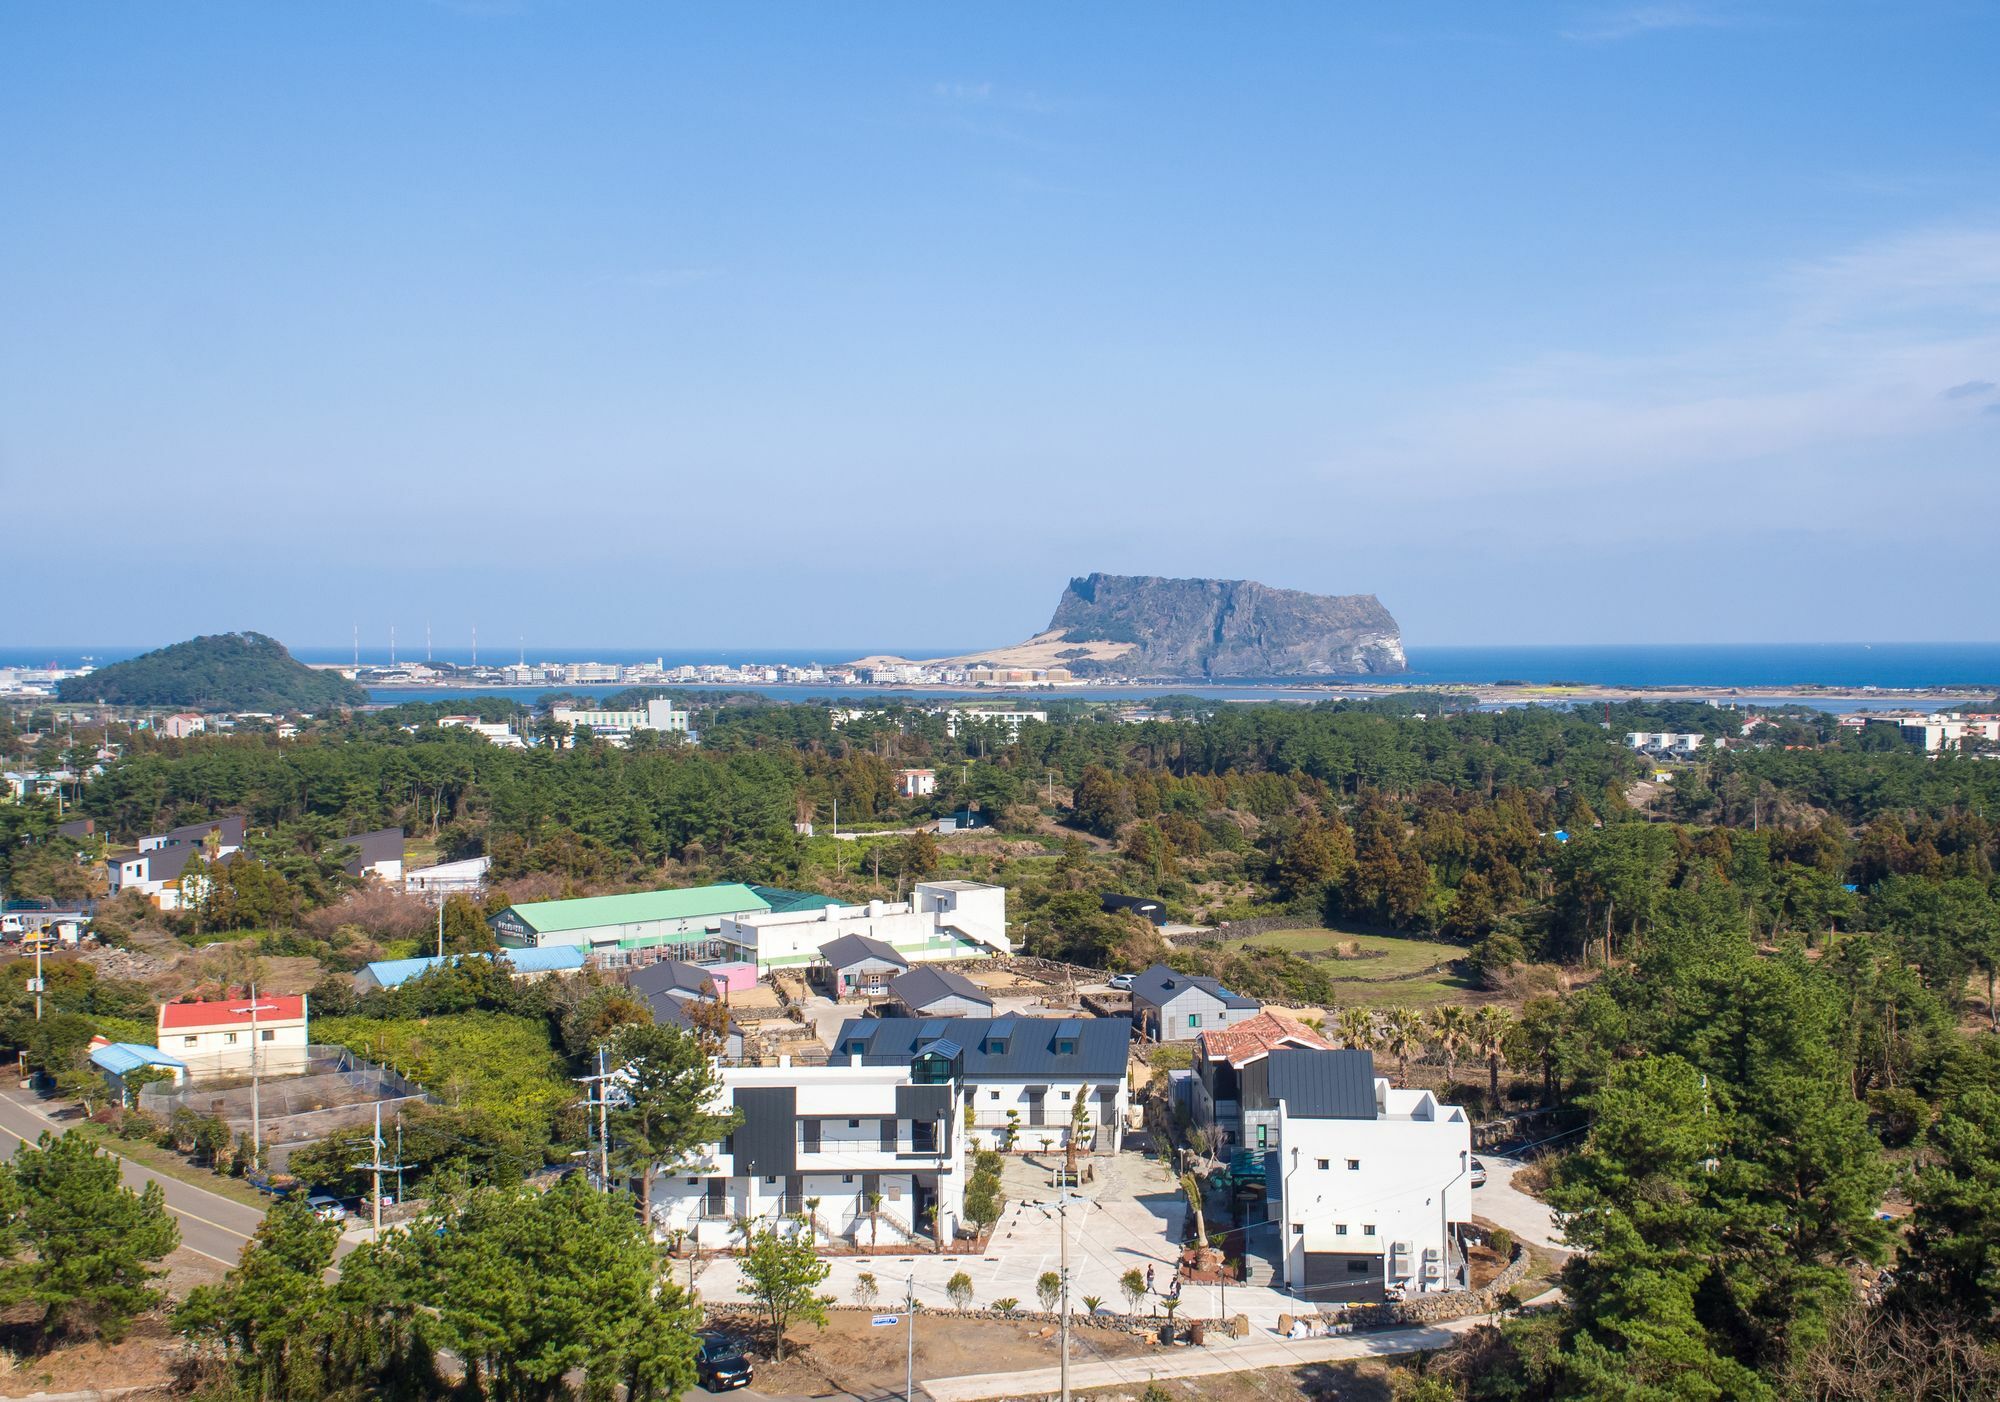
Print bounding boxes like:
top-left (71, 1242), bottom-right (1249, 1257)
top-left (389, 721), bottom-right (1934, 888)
top-left (1225, 928), bottom-right (1483, 1009)
top-left (71, 1123), bottom-right (274, 1212)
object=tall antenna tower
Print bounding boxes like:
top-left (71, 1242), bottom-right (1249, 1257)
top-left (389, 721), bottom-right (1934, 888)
top-left (352, 623), bottom-right (359, 668)
top-left (390, 624), bottom-right (397, 667)
top-left (471, 624), bottom-right (478, 666)
top-left (426, 621), bottom-right (432, 663)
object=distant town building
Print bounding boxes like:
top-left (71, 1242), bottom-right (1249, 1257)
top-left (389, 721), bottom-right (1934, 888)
top-left (1623, 732), bottom-right (1705, 756)
top-left (1865, 711), bottom-right (2000, 752)
top-left (161, 713), bottom-right (207, 739)
top-left (354, 946), bottom-right (585, 993)
top-left (897, 767), bottom-right (937, 797)
top-left (438, 715), bottom-right (527, 748)
top-left (1101, 892), bottom-right (1168, 927)
top-left (552, 698), bottom-right (693, 741)
top-left (887, 965), bottom-right (994, 1019)
top-left (489, 883), bottom-right (828, 962)
top-left (943, 709), bottom-right (1048, 739)
top-left (341, 828), bottom-right (405, 883)
top-left (138, 816), bottom-right (246, 856)
top-left (1128, 964), bottom-right (1262, 1042)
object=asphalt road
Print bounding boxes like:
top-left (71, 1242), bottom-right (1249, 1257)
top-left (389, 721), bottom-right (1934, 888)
top-left (0, 1081), bottom-right (267, 1267)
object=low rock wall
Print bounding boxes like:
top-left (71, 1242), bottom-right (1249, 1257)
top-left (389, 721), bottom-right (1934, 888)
top-left (1341, 1243), bottom-right (1535, 1329)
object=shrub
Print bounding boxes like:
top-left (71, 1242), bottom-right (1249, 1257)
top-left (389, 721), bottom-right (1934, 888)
top-left (1081, 1294), bottom-right (1104, 1314)
top-left (1867, 1086), bottom-right (1930, 1147)
top-left (1036, 1271), bottom-right (1061, 1311)
top-left (1119, 1267), bottom-right (1146, 1313)
top-left (991, 1297), bottom-right (1019, 1313)
top-left (854, 1272), bottom-right (879, 1307)
top-left (946, 1271), bottom-right (973, 1310)
top-left (1487, 1227), bottom-right (1514, 1258)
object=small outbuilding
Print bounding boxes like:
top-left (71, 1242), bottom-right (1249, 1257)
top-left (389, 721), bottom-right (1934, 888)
top-left (88, 1040), bottom-right (186, 1105)
top-left (816, 933), bottom-right (909, 997)
top-left (888, 965), bottom-right (994, 1019)
top-left (1127, 963), bottom-right (1261, 1042)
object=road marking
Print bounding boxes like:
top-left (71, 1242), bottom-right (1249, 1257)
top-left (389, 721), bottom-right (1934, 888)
top-left (0, 1115), bottom-right (254, 1264)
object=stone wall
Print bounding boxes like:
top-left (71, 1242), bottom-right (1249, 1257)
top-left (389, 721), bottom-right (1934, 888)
top-left (1339, 1242), bottom-right (1536, 1330)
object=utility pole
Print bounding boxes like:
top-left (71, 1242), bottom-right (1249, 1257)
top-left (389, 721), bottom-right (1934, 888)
top-left (31, 938), bottom-right (43, 1022)
top-left (231, 983), bottom-right (278, 1168)
top-left (355, 1101), bottom-right (407, 1235)
top-left (436, 900), bottom-right (445, 959)
top-left (575, 1048), bottom-right (614, 1188)
top-left (905, 1273), bottom-right (916, 1402)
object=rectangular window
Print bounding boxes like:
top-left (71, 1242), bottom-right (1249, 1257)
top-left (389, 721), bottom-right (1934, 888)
top-left (1316, 1158), bottom-right (1329, 1170)
top-left (848, 1119), bottom-right (861, 1128)
top-left (1060, 1090), bottom-right (1071, 1100)
top-left (184, 1036), bottom-right (198, 1047)
top-left (1055, 1039), bottom-right (1076, 1055)
top-left (1335, 1224), bottom-right (1348, 1236)
top-left (686, 1178), bottom-right (699, 1186)
top-left (988, 1091), bottom-right (1000, 1100)
top-left (261, 1029), bottom-right (275, 1041)
top-left (1346, 1158), bottom-right (1360, 1171)
top-left (1255, 1125), bottom-right (1267, 1149)
top-left (1186, 1014), bottom-right (1202, 1028)
top-left (764, 1176), bottom-right (777, 1185)
top-left (1363, 1224), bottom-right (1376, 1236)
top-left (223, 1032), bottom-right (238, 1044)
top-left (1292, 1223), bottom-right (1303, 1235)
top-left (842, 1175), bottom-right (854, 1184)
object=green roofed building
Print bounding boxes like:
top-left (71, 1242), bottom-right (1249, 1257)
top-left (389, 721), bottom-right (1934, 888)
top-left (490, 882), bottom-right (819, 962)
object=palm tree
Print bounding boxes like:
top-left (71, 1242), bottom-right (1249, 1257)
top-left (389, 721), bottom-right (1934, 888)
top-left (803, 1195), bottom-right (822, 1247)
top-left (865, 1190), bottom-right (883, 1249)
top-left (1335, 1008), bottom-right (1376, 1051)
top-left (1472, 1006), bottom-right (1515, 1111)
top-left (1428, 1006), bottom-right (1471, 1089)
top-left (1383, 1009), bottom-right (1424, 1083)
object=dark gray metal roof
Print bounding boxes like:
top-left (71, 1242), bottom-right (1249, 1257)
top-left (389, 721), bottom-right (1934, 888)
top-left (150, 816), bottom-right (246, 848)
top-left (1266, 1049), bottom-right (1379, 1120)
top-left (888, 965), bottom-right (992, 1013)
top-left (817, 933), bottom-right (908, 972)
top-left (628, 960), bottom-right (718, 1000)
top-left (731, 1086), bottom-right (797, 1174)
top-left (1127, 963), bottom-right (1259, 1011)
top-left (897, 1083), bottom-right (954, 1122)
top-left (340, 827), bottom-right (405, 875)
top-left (833, 1016), bottom-right (1130, 1080)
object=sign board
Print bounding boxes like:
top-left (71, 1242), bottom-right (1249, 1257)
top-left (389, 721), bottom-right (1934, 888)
top-left (871, 1315), bottom-right (900, 1328)
top-left (23, 978), bottom-right (43, 993)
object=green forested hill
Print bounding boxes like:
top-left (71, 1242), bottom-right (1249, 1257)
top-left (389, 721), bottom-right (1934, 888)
top-left (56, 632), bottom-right (367, 711)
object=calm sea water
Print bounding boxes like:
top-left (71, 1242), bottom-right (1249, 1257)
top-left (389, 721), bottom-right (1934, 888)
top-left (6, 642), bottom-right (1997, 697)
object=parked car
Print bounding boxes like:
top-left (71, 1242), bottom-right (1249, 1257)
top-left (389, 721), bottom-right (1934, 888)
top-left (1107, 973), bottom-right (1135, 991)
top-left (695, 1331), bottom-right (753, 1391)
top-left (1469, 1158), bottom-right (1488, 1188)
top-left (306, 1193), bottom-right (346, 1223)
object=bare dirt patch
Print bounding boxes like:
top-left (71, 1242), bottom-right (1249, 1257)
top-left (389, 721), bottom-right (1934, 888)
top-left (718, 1309), bottom-right (1162, 1398)
top-left (0, 1317), bottom-right (178, 1398)
top-left (1080, 1358), bottom-right (1393, 1401)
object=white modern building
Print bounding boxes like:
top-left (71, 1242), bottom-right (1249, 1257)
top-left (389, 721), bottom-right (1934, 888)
top-left (650, 1055), bottom-right (968, 1250)
top-left (721, 880), bottom-right (1010, 974)
top-left (403, 854), bottom-right (491, 899)
top-left (835, 1016), bottom-right (1131, 1156)
top-left (156, 994), bottom-right (311, 1078)
top-left (1867, 712), bottom-right (2000, 753)
top-left (897, 767), bottom-right (937, 797)
top-left (942, 709), bottom-right (1048, 739)
top-left (1624, 732), bottom-right (1706, 756)
top-left (1266, 1049), bottom-right (1474, 1304)
top-left (438, 715), bottom-right (527, 748)
top-left (552, 698), bottom-right (692, 740)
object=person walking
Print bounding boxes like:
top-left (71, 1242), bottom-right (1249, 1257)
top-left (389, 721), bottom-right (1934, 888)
top-left (1146, 1263), bottom-right (1156, 1295)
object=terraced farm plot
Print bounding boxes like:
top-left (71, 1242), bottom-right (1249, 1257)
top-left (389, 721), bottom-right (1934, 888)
top-left (1224, 927), bottom-right (1483, 1008)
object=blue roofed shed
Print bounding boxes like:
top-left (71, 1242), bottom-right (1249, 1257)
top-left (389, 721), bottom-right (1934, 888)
top-left (88, 1042), bottom-right (186, 1103)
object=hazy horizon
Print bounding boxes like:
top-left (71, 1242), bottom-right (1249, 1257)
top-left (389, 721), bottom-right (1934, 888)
top-left (6, 2), bottom-right (1997, 648)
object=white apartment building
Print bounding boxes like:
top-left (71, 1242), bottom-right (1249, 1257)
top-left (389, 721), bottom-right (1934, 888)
top-left (552, 698), bottom-right (693, 740)
top-left (1624, 732), bottom-right (1705, 756)
top-left (897, 767), bottom-right (937, 797)
top-left (943, 709), bottom-right (1048, 740)
top-left (156, 994), bottom-right (311, 1078)
top-left (1871, 712), bottom-right (2000, 753)
top-left (1267, 1049), bottom-right (1474, 1304)
top-left (402, 854), bottom-right (491, 899)
top-left (650, 1056), bottom-right (967, 1250)
top-left (720, 881), bottom-right (1009, 973)
top-left (438, 715), bottom-right (527, 748)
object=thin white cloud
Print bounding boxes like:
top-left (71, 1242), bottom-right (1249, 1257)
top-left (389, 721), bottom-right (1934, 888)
top-left (1361, 223), bottom-right (2000, 482)
top-left (929, 80), bottom-right (1066, 116)
top-left (1560, 3), bottom-right (1735, 43)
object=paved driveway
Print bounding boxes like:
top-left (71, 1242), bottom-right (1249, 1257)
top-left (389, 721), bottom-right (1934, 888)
top-left (1472, 1155), bottom-right (1565, 1251)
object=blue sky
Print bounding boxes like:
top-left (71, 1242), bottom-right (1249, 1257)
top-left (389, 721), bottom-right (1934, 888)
top-left (4, 0), bottom-right (1997, 651)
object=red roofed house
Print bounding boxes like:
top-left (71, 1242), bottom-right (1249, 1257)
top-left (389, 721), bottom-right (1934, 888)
top-left (1190, 1008), bottom-right (1336, 1154)
top-left (157, 993), bottom-right (309, 1076)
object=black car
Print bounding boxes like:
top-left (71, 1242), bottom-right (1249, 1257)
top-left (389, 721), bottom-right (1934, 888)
top-left (696, 1331), bottom-right (753, 1391)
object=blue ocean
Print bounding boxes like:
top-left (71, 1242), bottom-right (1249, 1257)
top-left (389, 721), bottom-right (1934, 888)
top-left (5, 642), bottom-right (1997, 705)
